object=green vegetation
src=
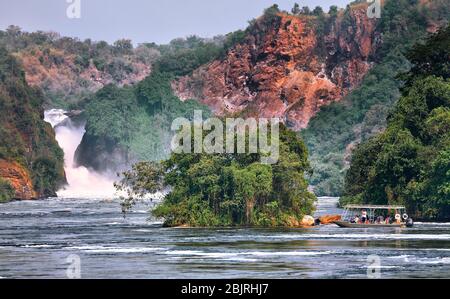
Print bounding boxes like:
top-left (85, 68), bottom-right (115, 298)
top-left (79, 77), bottom-right (209, 170)
top-left (78, 36), bottom-right (232, 170)
top-left (301, 0), bottom-right (450, 196)
top-left (0, 46), bottom-right (65, 197)
top-left (0, 26), bottom-right (161, 108)
top-left (342, 25), bottom-right (450, 220)
top-left (0, 179), bottom-right (14, 202)
top-left (79, 24), bottom-right (274, 171)
top-left (116, 124), bottom-right (316, 227)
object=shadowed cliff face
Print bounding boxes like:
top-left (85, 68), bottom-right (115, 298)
top-left (173, 5), bottom-right (380, 130)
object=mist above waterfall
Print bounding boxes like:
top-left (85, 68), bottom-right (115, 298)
top-left (44, 109), bottom-right (117, 199)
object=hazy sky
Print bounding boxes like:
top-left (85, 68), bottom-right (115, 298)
top-left (0, 0), bottom-right (351, 45)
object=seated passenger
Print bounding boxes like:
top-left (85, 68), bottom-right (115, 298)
top-left (361, 210), bottom-right (368, 223)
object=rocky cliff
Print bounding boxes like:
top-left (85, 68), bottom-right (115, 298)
top-left (0, 47), bottom-right (66, 200)
top-left (173, 3), bottom-right (380, 130)
top-left (0, 160), bottom-right (38, 200)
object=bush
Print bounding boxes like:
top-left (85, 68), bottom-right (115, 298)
top-left (0, 179), bottom-right (14, 202)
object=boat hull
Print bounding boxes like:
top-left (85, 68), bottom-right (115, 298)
top-left (333, 221), bottom-right (405, 228)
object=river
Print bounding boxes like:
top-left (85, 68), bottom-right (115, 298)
top-left (0, 197), bottom-right (449, 279)
top-left (1, 110), bottom-right (448, 279)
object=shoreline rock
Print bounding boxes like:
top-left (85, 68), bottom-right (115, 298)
top-left (318, 215), bottom-right (342, 225)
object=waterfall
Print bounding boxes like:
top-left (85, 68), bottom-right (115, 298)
top-left (44, 109), bottom-right (116, 199)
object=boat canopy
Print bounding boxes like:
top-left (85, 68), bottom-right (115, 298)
top-left (344, 205), bottom-right (406, 210)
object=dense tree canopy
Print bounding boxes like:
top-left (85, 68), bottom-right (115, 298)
top-left (342, 25), bottom-right (450, 220)
top-left (116, 125), bottom-right (316, 227)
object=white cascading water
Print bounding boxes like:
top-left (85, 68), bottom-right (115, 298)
top-left (44, 109), bottom-right (116, 199)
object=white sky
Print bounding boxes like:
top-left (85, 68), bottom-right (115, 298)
top-left (0, 0), bottom-right (351, 45)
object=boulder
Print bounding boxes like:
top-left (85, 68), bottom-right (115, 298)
top-left (301, 215), bottom-right (315, 226)
top-left (319, 215), bottom-right (342, 225)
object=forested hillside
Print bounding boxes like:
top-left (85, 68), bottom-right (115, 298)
top-left (75, 37), bottom-right (234, 173)
top-left (301, 0), bottom-right (450, 196)
top-left (0, 26), bottom-right (155, 108)
top-left (342, 25), bottom-right (450, 220)
top-left (0, 47), bottom-right (65, 201)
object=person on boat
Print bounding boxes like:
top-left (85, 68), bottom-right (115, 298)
top-left (354, 215), bottom-right (360, 224)
top-left (361, 210), bottom-right (368, 223)
top-left (395, 213), bottom-right (402, 224)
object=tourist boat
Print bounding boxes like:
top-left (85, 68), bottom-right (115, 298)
top-left (334, 205), bottom-right (414, 228)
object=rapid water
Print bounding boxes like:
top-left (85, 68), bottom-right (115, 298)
top-left (0, 197), bottom-right (449, 279)
top-left (44, 110), bottom-right (116, 198)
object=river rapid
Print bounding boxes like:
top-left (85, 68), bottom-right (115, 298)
top-left (0, 197), bottom-right (449, 279)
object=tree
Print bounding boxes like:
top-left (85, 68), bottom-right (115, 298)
top-left (6, 25), bottom-right (21, 37)
top-left (115, 124), bottom-right (316, 227)
top-left (113, 39), bottom-right (133, 55)
top-left (291, 3), bottom-right (301, 15)
top-left (301, 6), bottom-right (311, 15)
top-left (400, 24), bottom-right (450, 87)
top-left (313, 6), bottom-right (324, 16)
top-left (329, 5), bottom-right (338, 16)
top-left (263, 4), bottom-right (281, 21)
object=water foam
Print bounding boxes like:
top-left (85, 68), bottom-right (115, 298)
top-left (65, 245), bottom-right (166, 253)
top-left (44, 110), bottom-right (117, 199)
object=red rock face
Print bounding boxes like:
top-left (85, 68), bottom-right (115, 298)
top-left (0, 159), bottom-right (38, 200)
top-left (173, 5), bottom-right (380, 130)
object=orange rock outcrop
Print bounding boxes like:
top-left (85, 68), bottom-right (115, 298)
top-left (0, 159), bottom-right (38, 200)
top-left (173, 5), bottom-right (380, 130)
top-left (319, 215), bottom-right (342, 225)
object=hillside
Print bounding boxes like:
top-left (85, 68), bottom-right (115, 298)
top-left (170, 0), bottom-right (449, 196)
top-left (302, 0), bottom-right (449, 195)
top-left (173, 3), bottom-right (379, 131)
top-left (74, 37), bottom-right (221, 173)
top-left (0, 47), bottom-right (65, 201)
top-left (1, 0), bottom-right (448, 200)
top-left (0, 27), bottom-right (155, 108)
top-left (342, 24), bottom-right (450, 220)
